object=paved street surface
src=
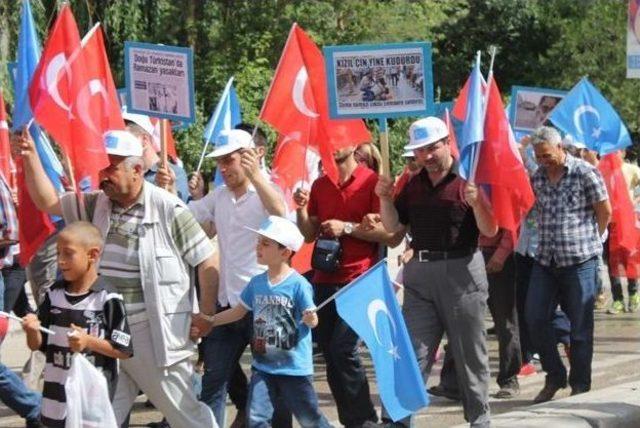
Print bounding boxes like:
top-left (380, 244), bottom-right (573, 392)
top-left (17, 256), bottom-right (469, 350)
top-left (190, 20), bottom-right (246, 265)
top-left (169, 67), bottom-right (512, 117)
top-left (1, 303), bottom-right (638, 427)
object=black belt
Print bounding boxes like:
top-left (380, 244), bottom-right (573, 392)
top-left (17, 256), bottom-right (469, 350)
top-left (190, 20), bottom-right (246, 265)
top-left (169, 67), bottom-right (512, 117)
top-left (414, 248), bottom-right (476, 262)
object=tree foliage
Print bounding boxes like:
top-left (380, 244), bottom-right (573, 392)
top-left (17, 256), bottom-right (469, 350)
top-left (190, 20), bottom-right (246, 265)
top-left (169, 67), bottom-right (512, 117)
top-left (1, 0), bottom-right (639, 174)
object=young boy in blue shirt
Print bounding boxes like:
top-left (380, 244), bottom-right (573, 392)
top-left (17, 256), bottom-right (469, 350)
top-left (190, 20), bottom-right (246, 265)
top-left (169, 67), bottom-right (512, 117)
top-left (201, 216), bottom-right (332, 428)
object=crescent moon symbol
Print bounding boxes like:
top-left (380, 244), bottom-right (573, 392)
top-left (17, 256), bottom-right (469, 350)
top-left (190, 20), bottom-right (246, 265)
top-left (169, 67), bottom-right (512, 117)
top-left (573, 105), bottom-right (600, 136)
top-left (44, 53), bottom-right (72, 112)
top-left (0, 121), bottom-right (7, 130)
top-left (76, 79), bottom-right (108, 136)
top-left (292, 67), bottom-right (319, 118)
top-left (367, 299), bottom-right (397, 346)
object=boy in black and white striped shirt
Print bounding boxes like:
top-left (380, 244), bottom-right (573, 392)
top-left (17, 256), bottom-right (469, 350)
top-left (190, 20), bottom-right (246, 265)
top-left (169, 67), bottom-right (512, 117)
top-left (23, 221), bottom-right (133, 428)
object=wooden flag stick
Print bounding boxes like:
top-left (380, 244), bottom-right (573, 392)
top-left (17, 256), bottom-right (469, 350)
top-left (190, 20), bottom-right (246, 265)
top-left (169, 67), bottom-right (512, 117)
top-left (160, 118), bottom-right (168, 170)
top-left (378, 117), bottom-right (391, 177)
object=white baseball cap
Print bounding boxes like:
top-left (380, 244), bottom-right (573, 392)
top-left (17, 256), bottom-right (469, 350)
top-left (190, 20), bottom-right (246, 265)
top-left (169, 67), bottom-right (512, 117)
top-left (103, 130), bottom-right (143, 157)
top-left (404, 117), bottom-right (449, 151)
top-left (401, 150), bottom-right (415, 158)
top-left (245, 215), bottom-right (304, 252)
top-left (121, 110), bottom-right (155, 136)
top-left (562, 134), bottom-right (586, 150)
top-left (206, 129), bottom-right (254, 158)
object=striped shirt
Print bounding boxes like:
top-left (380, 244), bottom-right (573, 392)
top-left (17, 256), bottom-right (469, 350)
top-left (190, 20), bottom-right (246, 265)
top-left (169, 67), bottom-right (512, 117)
top-left (83, 185), bottom-right (213, 318)
top-left (38, 279), bottom-right (132, 428)
top-left (0, 176), bottom-right (19, 268)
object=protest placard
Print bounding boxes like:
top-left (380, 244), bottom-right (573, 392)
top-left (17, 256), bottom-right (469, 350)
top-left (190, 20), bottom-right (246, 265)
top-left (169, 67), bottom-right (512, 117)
top-left (323, 42), bottom-right (433, 119)
top-left (124, 41), bottom-right (195, 124)
top-left (509, 86), bottom-right (566, 132)
top-left (628, 0), bottom-right (640, 78)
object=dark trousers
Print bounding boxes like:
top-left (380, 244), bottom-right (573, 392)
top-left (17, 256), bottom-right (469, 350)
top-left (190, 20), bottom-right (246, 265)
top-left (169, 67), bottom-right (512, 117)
top-left (611, 277), bottom-right (638, 302)
top-left (515, 254), bottom-right (571, 364)
top-left (526, 257), bottom-right (597, 390)
top-left (314, 284), bottom-right (377, 427)
top-left (483, 250), bottom-right (521, 387)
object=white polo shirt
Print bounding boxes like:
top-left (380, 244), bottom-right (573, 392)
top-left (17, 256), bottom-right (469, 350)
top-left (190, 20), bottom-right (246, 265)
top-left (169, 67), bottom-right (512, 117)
top-left (188, 181), bottom-right (284, 307)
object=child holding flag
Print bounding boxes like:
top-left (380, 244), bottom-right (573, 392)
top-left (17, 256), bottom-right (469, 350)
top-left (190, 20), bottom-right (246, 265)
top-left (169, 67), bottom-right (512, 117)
top-left (194, 216), bottom-right (332, 428)
top-left (22, 222), bottom-right (133, 428)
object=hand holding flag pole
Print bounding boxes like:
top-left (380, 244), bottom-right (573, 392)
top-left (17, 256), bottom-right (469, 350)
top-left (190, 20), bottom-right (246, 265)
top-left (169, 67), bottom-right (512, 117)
top-left (0, 311), bottom-right (56, 335)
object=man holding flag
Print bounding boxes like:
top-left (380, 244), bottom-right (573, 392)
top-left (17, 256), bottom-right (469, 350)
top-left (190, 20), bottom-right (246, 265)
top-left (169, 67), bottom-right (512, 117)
top-left (376, 117), bottom-right (497, 427)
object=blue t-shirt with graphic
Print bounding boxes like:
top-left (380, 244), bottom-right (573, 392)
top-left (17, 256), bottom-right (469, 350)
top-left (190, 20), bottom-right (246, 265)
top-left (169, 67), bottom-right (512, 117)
top-left (240, 270), bottom-right (316, 376)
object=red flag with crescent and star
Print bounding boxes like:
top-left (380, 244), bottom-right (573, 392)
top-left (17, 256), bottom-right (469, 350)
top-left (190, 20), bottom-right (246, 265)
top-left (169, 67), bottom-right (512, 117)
top-left (33, 22), bottom-right (123, 189)
top-left (29, 4), bottom-right (80, 146)
top-left (260, 23), bottom-right (370, 184)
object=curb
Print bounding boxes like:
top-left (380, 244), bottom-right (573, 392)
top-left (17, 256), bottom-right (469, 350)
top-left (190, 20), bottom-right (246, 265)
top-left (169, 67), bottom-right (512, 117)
top-left (452, 381), bottom-right (640, 427)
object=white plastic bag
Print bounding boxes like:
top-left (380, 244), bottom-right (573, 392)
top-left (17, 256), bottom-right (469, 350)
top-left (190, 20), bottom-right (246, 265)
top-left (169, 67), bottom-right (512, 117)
top-left (65, 354), bottom-right (117, 428)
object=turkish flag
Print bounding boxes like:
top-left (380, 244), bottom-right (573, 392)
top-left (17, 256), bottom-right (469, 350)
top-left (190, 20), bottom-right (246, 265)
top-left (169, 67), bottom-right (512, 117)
top-left (260, 23), bottom-right (370, 183)
top-left (29, 4), bottom-right (81, 146)
top-left (0, 90), bottom-right (13, 187)
top-left (475, 77), bottom-right (534, 240)
top-left (16, 156), bottom-right (56, 266)
top-left (271, 133), bottom-right (321, 211)
top-left (599, 153), bottom-right (639, 258)
top-left (63, 24), bottom-right (124, 188)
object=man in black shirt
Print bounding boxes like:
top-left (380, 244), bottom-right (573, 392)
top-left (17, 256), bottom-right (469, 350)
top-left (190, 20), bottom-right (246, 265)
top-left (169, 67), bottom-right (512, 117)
top-left (377, 117), bottom-right (497, 428)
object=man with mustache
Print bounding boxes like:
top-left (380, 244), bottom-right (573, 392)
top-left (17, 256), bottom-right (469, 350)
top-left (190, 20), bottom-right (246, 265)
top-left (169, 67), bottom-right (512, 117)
top-left (14, 129), bottom-right (219, 428)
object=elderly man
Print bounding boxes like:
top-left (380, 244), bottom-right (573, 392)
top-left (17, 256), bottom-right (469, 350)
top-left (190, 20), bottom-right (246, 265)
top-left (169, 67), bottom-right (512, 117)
top-left (122, 111), bottom-right (190, 203)
top-left (525, 126), bottom-right (611, 403)
top-left (187, 129), bottom-right (287, 427)
top-left (376, 117), bottom-right (497, 427)
top-left (15, 129), bottom-right (219, 427)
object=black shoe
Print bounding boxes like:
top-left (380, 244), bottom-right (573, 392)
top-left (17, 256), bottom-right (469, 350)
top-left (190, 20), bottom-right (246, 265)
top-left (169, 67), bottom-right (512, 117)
top-left (428, 385), bottom-right (461, 401)
top-left (533, 382), bottom-right (565, 403)
top-left (570, 386), bottom-right (590, 396)
top-left (494, 383), bottom-right (520, 399)
top-left (147, 419), bottom-right (171, 428)
top-left (26, 420), bottom-right (44, 428)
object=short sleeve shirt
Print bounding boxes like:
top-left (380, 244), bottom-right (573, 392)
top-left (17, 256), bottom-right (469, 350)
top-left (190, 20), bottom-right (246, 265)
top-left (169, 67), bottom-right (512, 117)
top-left (38, 278), bottom-right (132, 428)
top-left (240, 270), bottom-right (315, 376)
top-left (308, 165), bottom-right (380, 284)
top-left (394, 162), bottom-right (479, 251)
top-left (532, 155), bottom-right (608, 267)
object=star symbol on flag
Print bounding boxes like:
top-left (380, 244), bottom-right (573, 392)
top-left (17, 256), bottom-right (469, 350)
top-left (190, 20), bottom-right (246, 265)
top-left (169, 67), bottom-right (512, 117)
top-left (592, 127), bottom-right (602, 138)
top-left (388, 346), bottom-right (400, 360)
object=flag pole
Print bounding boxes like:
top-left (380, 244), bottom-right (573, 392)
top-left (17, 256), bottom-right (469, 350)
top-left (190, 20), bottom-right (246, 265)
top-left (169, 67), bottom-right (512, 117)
top-left (160, 118), bottom-right (168, 171)
top-left (378, 118), bottom-right (391, 177)
top-left (312, 259), bottom-right (388, 312)
top-left (470, 47), bottom-right (496, 183)
top-left (196, 77), bottom-right (236, 173)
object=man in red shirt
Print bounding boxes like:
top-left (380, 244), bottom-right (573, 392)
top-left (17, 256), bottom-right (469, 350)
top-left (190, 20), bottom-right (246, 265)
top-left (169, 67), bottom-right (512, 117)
top-left (294, 146), bottom-right (401, 428)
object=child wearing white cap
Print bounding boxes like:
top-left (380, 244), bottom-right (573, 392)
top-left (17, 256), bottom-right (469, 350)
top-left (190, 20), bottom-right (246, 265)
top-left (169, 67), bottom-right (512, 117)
top-left (199, 216), bottom-right (332, 428)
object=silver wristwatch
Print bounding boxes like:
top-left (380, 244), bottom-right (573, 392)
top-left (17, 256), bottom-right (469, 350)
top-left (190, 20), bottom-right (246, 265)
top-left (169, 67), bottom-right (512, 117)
top-left (344, 222), bottom-right (354, 235)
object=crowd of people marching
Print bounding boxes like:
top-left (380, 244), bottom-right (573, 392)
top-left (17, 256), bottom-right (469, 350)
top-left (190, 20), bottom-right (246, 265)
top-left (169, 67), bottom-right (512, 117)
top-left (0, 100), bottom-right (635, 428)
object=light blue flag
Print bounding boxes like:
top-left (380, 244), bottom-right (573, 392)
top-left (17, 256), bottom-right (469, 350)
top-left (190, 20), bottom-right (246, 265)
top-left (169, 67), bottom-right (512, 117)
top-left (12, 0), bottom-right (64, 192)
top-left (549, 77), bottom-right (631, 155)
top-left (335, 260), bottom-right (429, 421)
top-left (459, 55), bottom-right (485, 180)
top-left (202, 77), bottom-right (242, 185)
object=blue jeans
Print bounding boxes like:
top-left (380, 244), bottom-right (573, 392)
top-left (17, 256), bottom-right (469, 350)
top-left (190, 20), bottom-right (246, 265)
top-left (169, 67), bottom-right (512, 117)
top-left (0, 363), bottom-right (41, 422)
top-left (0, 268), bottom-right (41, 423)
top-left (525, 257), bottom-right (597, 390)
top-left (200, 312), bottom-right (253, 425)
top-left (248, 369), bottom-right (332, 428)
top-left (515, 254), bottom-right (571, 363)
top-left (1, 262), bottom-right (29, 316)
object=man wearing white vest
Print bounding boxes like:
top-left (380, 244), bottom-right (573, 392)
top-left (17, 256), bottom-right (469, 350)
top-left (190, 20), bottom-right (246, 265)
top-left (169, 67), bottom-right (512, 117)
top-left (15, 130), bottom-right (219, 428)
